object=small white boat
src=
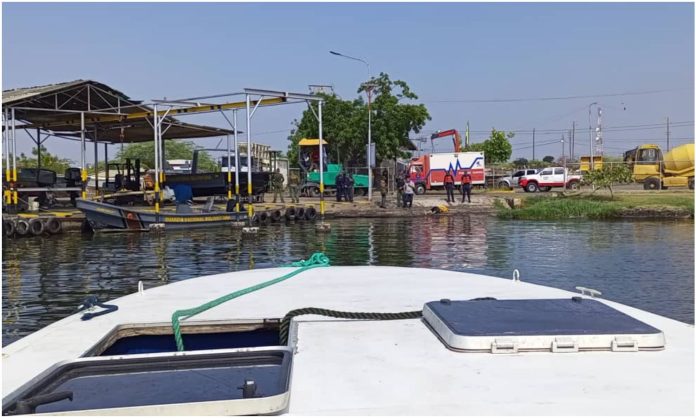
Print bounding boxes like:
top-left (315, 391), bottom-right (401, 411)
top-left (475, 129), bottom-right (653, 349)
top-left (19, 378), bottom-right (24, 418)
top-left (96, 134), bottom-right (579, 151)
top-left (2, 256), bottom-right (693, 415)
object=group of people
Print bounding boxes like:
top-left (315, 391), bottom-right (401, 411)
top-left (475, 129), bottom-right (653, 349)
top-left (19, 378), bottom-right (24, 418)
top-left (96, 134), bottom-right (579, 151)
top-left (335, 171), bottom-right (355, 202)
top-left (443, 169), bottom-right (472, 203)
top-left (379, 169), bottom-right (473, 208)
top-left (380, 170), bottom-right (416, 209)
top-left (271, 168), bottom-right (301, 204)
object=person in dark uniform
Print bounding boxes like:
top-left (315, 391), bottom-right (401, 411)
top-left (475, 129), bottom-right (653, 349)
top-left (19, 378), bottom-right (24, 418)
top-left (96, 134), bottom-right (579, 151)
top-left (460, 170), bottom-right (472, 203)
top-left (336, 171), bottom-right (345, 202)
top-left (395, 172), bottom-right (405, 207)
top-left (444, 170), bottom-right (455, 203)
top-left (346, 172), bottom-right (355, 202)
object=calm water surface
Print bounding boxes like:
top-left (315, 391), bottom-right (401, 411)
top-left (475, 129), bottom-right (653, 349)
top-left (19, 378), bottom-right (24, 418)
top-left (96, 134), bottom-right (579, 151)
top-left (2, 215), bottom-right (694, 345)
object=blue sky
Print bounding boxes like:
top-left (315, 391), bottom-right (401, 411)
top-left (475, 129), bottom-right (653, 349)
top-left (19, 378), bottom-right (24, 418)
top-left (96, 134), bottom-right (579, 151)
top-left (3, 2), bottom-right (694, 163)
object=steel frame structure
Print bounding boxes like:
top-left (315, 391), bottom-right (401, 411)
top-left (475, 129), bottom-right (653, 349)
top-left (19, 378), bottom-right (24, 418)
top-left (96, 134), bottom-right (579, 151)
top-left (3, 87), bottom-right (325, 221)
top-left (151, 88), bottom-right (325, 221)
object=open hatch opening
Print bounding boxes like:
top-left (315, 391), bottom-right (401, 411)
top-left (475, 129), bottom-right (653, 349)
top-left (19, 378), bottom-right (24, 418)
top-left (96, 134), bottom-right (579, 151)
top-left (84, 319), bottom-right (281, 357)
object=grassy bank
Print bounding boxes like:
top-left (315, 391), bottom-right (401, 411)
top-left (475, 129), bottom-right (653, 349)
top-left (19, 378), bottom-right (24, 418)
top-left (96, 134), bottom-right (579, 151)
top-left (496, 192), bottom-right (694, 220)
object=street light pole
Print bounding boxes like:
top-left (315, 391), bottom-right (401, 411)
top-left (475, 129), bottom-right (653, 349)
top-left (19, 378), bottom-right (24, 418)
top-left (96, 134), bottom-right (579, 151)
top-left (588, 102), bottom-right (598, 170)
top-left (330, 50), bottom-right (373, 201)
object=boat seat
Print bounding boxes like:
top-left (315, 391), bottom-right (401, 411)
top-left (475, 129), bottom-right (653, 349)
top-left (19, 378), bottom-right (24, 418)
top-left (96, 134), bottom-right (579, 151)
top-left (176, 203), bottom-right (194, 214)
top-left (202, 197), bottom-right (215, 213)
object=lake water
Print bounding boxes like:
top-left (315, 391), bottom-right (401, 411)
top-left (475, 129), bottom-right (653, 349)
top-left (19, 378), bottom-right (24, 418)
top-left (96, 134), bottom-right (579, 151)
top-left (2, 215), bottom-right (693, 345)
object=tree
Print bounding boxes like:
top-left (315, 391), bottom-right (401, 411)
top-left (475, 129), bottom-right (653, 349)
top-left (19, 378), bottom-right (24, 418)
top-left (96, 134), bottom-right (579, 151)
top-left (542, 155), bottom-right (555, 164)
top-left (463, 129), bottom-right (513, 164)
top-left (582, 164), bottom-right (633, 199)
top-left (512, 158), bottom-right (529, 167)
top-left (17, 146), bottom-right (74, 173)
top-left (116, 140), bottom-right (217, 172)
top-left (288, 94), bottom-right (365, 167)
top-left (288, 72), bottom-right (431, 167)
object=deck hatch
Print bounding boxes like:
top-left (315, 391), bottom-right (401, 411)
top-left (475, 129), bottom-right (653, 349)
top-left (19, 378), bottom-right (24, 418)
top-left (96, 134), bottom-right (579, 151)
top-left (2, 348), bottom-right (292, 415)
top-left (84, 319), bottom-right (280, 357)
top-left (423, 298), bottom-right (665, 353)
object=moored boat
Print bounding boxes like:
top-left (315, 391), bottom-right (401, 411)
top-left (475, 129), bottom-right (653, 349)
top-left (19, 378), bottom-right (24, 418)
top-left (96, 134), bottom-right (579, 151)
top-left (2, 256), bottom-right (693, 415)
top-left (76, 198), bottom-right (247, 231)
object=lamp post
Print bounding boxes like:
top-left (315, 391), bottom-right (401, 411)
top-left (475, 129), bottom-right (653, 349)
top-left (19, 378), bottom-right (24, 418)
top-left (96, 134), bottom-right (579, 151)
top-left (330, 50), bottom-right (373, 201)
top-left (588, 102), bottom-right (598, 170)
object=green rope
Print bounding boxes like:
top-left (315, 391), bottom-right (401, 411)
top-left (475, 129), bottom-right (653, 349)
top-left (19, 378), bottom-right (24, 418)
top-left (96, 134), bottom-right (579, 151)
top-left (171, 252), bottom-right (330, 351)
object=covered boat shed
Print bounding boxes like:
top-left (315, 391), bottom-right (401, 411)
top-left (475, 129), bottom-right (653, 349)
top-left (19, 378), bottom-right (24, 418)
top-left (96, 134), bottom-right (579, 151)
top-left (3, 81), bottom-right (328, 219)
top-left (2, 80), bottom-right (235, 209)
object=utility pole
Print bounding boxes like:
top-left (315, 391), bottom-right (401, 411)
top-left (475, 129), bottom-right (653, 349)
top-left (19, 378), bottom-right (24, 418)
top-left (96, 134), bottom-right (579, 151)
top-left (571, 121), bottom-right (575, 161)
top-left (532, 128), bottom-right (535, 161)
top-left (666, 117), bottom-right (670, 151)
top-left (465, 121), bottom-right (470, 148)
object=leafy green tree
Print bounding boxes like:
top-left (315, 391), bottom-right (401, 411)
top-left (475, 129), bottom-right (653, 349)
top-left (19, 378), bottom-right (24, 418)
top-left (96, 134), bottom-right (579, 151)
top-left (542, 155), bottom-right (555, 164)
top-left (17, 146), bottom-right (74, 173)
top-left (582, 164), bottom-right (633, 199)
top-left (288, 94), bottom-right (365, 167)
top-left (116, 140), bottom-right (217, 172)
top-left (289, 72), bottom-right (430, 167)
top-left (462, 129), bottom-right (513, 164)
top-left (512, 158), bottom-right (529, 167)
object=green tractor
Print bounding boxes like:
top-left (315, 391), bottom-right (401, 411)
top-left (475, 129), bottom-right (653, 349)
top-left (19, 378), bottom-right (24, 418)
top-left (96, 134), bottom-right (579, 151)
top-left (298, 138), bottom-right (369, 197)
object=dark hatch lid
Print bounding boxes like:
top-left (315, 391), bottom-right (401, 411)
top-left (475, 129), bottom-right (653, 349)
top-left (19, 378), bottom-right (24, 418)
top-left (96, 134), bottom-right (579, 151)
top-left (422, 298), bottom-right (665, 353)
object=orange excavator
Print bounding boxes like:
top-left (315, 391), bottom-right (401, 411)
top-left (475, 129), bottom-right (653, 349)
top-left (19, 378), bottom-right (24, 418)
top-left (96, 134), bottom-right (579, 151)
top-left (431, 129), bottom-right (463, 152)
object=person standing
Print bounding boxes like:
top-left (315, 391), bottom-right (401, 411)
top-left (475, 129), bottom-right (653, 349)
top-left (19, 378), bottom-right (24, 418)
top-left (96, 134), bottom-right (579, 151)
top-left (346, 172), bottom-right (355, 202)
top-left (379, 170), bottom-right (389, 208)
top-left (443, 170), bottom-right (455, 203)
top-left (335, 171), bottom-right (345, 202)
top-left (402, 176), bottom-right (415, 208)
top-left (272, 168), bottom-right (285, 204)
top-left (460, 170), bottom-right (472, 203)
top-left (288, 169), bottom-right (300, 204)
top-left (395, 173), bottom-right (405, 207)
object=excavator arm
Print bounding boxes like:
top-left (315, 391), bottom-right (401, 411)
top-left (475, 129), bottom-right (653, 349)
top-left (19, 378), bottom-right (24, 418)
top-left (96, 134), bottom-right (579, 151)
top-left (431, 129), bottom-right (462, 152)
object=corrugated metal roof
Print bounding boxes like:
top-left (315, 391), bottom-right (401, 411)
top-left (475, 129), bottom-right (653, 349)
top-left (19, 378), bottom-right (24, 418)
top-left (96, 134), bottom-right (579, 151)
top-left (1, 80), bottom-right (236, 142)
top-left (2, 79), bottom-right (131, 106)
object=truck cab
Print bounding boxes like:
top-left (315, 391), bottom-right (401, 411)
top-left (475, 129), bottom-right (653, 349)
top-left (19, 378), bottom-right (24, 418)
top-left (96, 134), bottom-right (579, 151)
top-left (623, 143), bottom-right (694, 190)
top-left (519, 167), bottom-right (581, 192)
top-left (498, 169), bottom-right (538, 189)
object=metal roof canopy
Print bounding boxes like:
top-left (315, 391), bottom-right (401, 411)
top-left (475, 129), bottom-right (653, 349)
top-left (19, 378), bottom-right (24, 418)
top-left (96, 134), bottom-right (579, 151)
top-left (2, 80), bottom-right (237, 143)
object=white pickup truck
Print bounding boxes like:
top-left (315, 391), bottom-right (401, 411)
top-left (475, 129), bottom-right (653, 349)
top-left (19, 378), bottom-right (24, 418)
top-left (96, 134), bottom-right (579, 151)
top-left (518, 167), bottom-right (582, 192)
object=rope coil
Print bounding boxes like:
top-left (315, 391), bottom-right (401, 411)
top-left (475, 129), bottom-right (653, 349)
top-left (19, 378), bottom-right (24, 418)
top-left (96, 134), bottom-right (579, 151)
top-left (170, 252), bottom-right (330, 351)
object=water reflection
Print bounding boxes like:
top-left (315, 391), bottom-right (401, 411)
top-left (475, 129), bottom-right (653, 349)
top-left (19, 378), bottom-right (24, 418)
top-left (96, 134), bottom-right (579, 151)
top-left (2, 216), bottom-right (693, 345)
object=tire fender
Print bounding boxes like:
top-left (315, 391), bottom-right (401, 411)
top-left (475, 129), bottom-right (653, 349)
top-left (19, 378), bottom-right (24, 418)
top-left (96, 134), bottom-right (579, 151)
top-left (4, 219), bottom-right (16, 237)
top-left (29, 218), bottom-right (45, 236)
top-left (46, 217), bottom-right (62, 234)
top-left (15, 219), bottom-right (30, 236)
top-left (305, 206), bottom-right (317, 221)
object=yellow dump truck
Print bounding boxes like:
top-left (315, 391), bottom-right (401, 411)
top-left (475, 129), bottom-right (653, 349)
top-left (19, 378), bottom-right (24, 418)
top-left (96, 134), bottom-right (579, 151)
top-left (623, 143), bottom-right (694, 190)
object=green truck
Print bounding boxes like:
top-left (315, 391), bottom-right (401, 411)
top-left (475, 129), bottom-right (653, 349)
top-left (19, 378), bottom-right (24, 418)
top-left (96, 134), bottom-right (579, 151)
top-left (298, 138), bottom-right (369, 197)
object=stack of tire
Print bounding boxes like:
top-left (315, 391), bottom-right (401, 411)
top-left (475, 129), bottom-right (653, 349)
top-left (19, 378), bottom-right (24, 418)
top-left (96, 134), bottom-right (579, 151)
top-left (249, 206), bottom-right (318, 226)
top-left (4, 217), bottom-right (62, 238)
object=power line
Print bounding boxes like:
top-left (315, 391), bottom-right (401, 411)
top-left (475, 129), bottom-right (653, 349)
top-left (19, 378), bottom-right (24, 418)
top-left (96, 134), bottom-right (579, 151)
top-left (422, 87), bottom-right (689, 104)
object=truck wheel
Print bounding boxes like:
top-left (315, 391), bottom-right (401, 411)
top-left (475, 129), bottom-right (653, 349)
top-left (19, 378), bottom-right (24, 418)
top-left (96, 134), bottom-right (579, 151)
top-left (525, 182), bottom-right (539, 193)
top-left (567, 181), bottom-right (579, 191)
top-left (643, 177), bottom-right (660, 190)
top-left (540, 186), bottom-right (551, 192)
top-left (416, 184), bottom-right (426, 195)
top-left (689, 178), bottom-right (694, 190)
top-left (309, 186), bottom-right (320, 197)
